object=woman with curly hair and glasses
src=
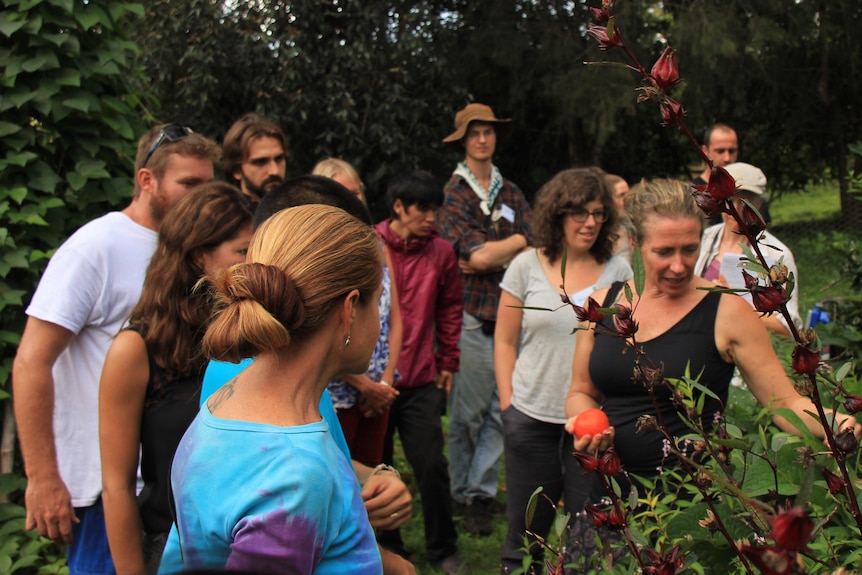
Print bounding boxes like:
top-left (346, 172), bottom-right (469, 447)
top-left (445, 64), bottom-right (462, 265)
top-left (495, 167), bottom-right (632, 574)
top-left (100, 182), bottom-right (254, 575)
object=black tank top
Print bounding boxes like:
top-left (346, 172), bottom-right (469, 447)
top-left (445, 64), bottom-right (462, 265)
top-left (128, 325), bottom-right (202, 533)
top-left (588, 288), bottom-right (733, 477)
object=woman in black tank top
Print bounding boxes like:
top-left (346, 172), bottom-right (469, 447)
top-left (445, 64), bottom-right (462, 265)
top-left (564, 178), bottom-right (857, 488)
top-left (99, 183), bottom-right (253, 575)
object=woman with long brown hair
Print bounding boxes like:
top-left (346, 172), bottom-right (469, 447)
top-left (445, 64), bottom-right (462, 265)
top-left (100, 182), bottom-right (254, 575)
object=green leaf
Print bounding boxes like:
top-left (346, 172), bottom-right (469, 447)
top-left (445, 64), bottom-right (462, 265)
top-left (632, 247), bottom-right (644, 295)
top-left (74, 159), bottom-right (110, 180)
top-left (21, 50), bottom-right (60, 72)
top-left (0, 121), bottom-right (21, 137)
top-left (53, 67), bottom-right (82, 87)
top-left (525, 486), bottom-right (542, 528)
top-left (6, 187), bottom-right (27, 205)
top-left (26, 160), bottom-right (62, 193)
top-left (0, 13), bottom-right (27, 38)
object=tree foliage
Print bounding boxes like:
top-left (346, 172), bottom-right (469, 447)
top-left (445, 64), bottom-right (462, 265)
top-left (0, 0), bottom-right (148, 455)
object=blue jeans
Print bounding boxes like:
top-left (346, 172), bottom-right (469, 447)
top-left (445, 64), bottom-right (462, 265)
top-left (68, 498), bottom-right (116, 575)
top-left (448, 312), bottom-right (503, 504)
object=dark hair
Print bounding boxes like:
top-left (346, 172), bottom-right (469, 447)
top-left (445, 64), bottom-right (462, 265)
top-left (533, 167), bottom-right (618, 264)
top-left (253, 175), bottom-right (371, 229)
top-left (221, 113), bottom-right (288, 184)
top-left (128, 182), bottom-right (254, 375)
top-left (702, 122), bottom-right (736, 147)
top-left (133, 125), bottom-right (220, 198)
top-left (385, 170), bottom-right (443, 218)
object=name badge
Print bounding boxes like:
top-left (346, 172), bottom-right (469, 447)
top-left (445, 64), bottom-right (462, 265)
top-left (500, 204), bottom-right (515, 223)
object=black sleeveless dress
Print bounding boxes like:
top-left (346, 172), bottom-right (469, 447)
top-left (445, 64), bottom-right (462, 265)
top-left (588, 288), bottom-right (734, 477)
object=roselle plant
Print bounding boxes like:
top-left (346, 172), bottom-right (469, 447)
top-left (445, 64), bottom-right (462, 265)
top-left (519, 2), bottom-right (862, 574)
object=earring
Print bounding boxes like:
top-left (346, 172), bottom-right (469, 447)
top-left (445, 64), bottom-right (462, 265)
top-left (343, 334), bottom-right (351, 349)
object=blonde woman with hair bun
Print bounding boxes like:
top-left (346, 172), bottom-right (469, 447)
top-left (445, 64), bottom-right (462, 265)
top-left (159, 204), bottom-right (386, 574)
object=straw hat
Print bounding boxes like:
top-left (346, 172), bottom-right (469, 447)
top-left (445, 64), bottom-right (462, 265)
top-left (442, 103), bottom-right (512, 149)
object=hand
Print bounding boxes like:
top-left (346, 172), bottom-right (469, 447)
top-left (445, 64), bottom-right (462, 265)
top-left (361, 471), bottom-right (412, 530)
top-left (358, 381), bottom-right (399, 418)
top-left (24, 474), bottom-right (78, 546)
top-left (565, 416), bottom-right (615, 454)
top-left (380, 546), bottom-right (417, 575)
top-left (435, 370), bottom-right (453, 395)
top-left (458, 259), bottom-right (478, 275)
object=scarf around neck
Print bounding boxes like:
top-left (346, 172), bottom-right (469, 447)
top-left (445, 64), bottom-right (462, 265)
top-left (453, 161), bottom-right (503, 217)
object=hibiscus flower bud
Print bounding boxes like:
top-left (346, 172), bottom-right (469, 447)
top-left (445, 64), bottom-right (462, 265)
top-left (584, 503), bottom-right (608, 528)
top-left (607, 504), bottom-right (627, 530)
top-left (599, 447), bottom-right (622, 475)
top-left (707, 166), bottom-right (737, 201)
top-left (791, 344), bottom-right (819, 375)
top-left (613, 304), bottom-right (638, 338)
top-left (750, 284), bottom-right (788, 314)
top-left (834, 427), bottom-right (858, 455)
top-left (692, 189), bottom-right (723, 217)
top-left (740, 544), bottom-right (793, 575)
top-left (842, 393), bottom-right (862, 414)
top-left (586, 24), bottom-right (622, 50)
top-left (589, 6), bottom-right (610, 24)
top-left (821, 466), bottom-right (845, 495)
top-left (771, 506), bottom-right (813, 552)
top-left (636, 414), bottom-right (658, 433)
top-left (736, 200), bottom-right (767, 237)
top-left (650, 47), bottom-right (682, 91)
top-left (768, 263), bottom-right (789, 286)
top-left (741, 269), bottom-right (759, 289)
top-left (573, 296), bottom-right (605, 324)
top-left (659, 97), bottom-right (685, 127)
top-left (573, 451), bottom-right (600, 473)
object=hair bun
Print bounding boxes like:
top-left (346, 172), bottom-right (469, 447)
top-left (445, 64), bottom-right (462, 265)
top-left (240, 262), bottom-right (306, 330)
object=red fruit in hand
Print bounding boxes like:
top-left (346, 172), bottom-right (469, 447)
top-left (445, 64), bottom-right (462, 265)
top-left (573, 408), bottom-right (610, 439)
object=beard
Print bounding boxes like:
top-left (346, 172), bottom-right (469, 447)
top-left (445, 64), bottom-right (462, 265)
top-left (242, 174), bottom-right (284, 200)
top-left (149, 191), bottom-right (171, 228)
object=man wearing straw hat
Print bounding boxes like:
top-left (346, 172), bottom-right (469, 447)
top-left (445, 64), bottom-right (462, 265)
top-left (438, 103), bottom-right (532, 537)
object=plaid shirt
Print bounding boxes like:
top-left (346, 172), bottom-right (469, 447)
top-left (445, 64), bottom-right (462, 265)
top-left (438, 172), bottom-right (532, 321)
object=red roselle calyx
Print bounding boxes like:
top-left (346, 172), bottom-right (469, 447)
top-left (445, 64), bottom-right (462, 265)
top-left (691, 188), bottom-right (723, 218)
top-left (613, 304), bottom-right (638, 338)
top-left (791, 344), bottom-right (820, 375)
top-left (584, 503), bottom-right (608, 528)
top-left (821, 466), bottom-right (845, 495)
top-left (586, 24), bottom-right (622, 50)
top-left (707, 166), bottom-right (737, 201)
top-left (770, 506), bottom-right (813, 552)
top-left (599, 447), bottom-right (622, 475)
top-left (650, 47), bottom-right (682, 91)
top-left (573, 451), bottom-right (600, 473)
top-left (843, 393), bottom-right (862, 414)
top-left (659, 97), bottom-right (685, 127)
top-left (834, 427), bottom-right (859, 455)
top-left (573, 297), bottom-right (605, 324)
top-left (607, 504), bottom-right (627, 530)
top-left (735, 200), bottom-right (767, 237)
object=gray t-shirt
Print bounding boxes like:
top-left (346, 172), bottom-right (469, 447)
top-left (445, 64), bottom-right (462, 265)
top-left (500, 249), bottom-right (632, 423)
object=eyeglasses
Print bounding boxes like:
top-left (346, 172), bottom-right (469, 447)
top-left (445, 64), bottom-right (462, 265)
top-left (569, 209), bottom-right (609, 223)
top-left (141, 124), bottom-right (193, 168)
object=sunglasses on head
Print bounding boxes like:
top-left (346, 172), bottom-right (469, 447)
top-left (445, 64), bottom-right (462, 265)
top-left (142, 124), bottom-right (194, 168)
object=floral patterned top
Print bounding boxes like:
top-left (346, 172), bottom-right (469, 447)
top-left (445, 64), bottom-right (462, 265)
top-left (327, 263), bottom-right (397, 409)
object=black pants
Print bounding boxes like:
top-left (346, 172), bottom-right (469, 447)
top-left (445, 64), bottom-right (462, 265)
top-left (380, 382), bottom-right (457, 562)
top-left (500, 405), bottom-right (596, 574)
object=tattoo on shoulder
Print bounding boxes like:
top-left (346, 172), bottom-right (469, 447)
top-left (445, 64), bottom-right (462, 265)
top-left (207, 379), bottom-right (236, 412)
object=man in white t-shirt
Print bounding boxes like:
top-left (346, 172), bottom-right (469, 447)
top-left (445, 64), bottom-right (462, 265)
top-left (12, 124), bottom-right (219, 574)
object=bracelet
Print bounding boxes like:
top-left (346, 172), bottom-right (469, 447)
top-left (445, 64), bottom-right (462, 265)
top-left (371, 463), bottom-right (401, 480)
top-left (379, 380), bottom-right (391, 387)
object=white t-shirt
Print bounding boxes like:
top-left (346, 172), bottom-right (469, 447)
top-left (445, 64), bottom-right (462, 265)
top-left (500, 249), bottom-right (632, 424)
top-left (26, 211), bottom-right (158, 507)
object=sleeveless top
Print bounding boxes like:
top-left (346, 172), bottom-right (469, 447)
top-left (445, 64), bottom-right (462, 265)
top-left (588, 287), bottom-right (733, 477)
top-left (129, 325), bottom-right (203, 533)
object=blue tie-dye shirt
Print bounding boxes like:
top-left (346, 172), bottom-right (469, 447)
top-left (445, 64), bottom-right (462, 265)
top-left (158, 404), bottom-right (382, 574)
